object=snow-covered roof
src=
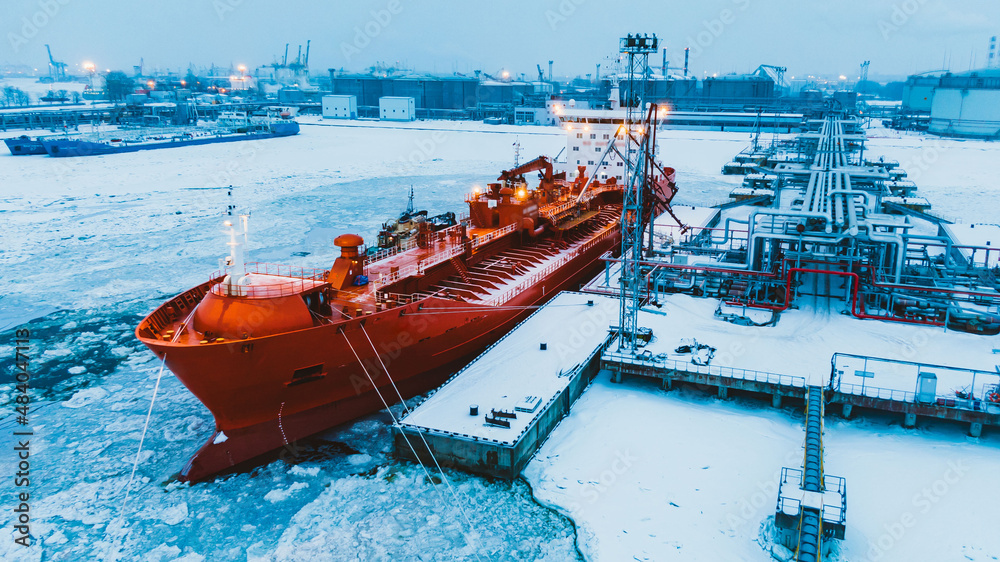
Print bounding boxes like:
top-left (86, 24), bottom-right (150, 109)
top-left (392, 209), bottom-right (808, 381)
top-left (654, 206), bottom-right (719, 231)
top-left (942, 223), bottom-right (1000, 267)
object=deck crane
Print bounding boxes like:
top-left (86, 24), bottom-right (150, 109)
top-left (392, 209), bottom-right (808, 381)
top-left (498, 155), bottom-right (561, 190)
top-left (537, 64), bottom-right (545, 82)
top-left (45, 44), bottom-right (68, 81)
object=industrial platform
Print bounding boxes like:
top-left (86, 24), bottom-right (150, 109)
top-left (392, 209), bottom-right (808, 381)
top-left (394, 292), bottom-right (618, 478)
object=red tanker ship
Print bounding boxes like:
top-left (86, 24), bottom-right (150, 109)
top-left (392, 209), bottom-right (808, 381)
top-left (137, 156), bottom-right (676, 481)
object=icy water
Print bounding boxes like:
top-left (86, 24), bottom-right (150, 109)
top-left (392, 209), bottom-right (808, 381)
top-left (0, 173), bottom-right (585, 561)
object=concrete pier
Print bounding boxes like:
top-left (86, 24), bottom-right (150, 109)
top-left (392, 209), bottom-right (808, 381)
top-left (601, 350), bottom-right (1000, 435)
top-left (394, 292), bottom-right (618, 479)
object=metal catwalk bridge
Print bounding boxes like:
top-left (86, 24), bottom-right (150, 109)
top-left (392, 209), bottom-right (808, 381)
top-left (775, 386), bottom-right (847, 561)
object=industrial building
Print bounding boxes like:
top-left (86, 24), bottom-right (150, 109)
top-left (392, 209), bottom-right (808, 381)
top-left (322, 94), bottom-right (357, 119)
top-left (379, 96), bottom-right (415, 121)
top-left (702, 73), bottom-right (775, 100)
top-left (476, 80), bottom-right (551, 105)
top-left (601, 74), bottom-right (698, 105)
top-left (325, 62), bottom-right (826, 125)
top-left (328, 72), bottom-right (479, 117)
top-left (894, 69), bottom-right (1000, 138)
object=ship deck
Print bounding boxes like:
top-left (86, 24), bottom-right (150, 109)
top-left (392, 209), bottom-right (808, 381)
top-left (144, 203), bottom-right (620, 346)
top-left (364, 207), bottom-right (620, 308)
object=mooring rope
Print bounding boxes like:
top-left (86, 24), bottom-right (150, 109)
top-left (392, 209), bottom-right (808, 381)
top-left (360, 324), bottom-right (491, 532)
top-left (342, 331), bottom-right (489, 562)
top-left (106, 307), bottom-right (197, 560)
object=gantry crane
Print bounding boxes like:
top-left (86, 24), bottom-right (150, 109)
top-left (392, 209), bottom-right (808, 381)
top-left (45, 44), bottom-right (68, 81)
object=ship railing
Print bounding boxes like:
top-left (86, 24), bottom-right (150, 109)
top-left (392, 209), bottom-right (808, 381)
top-left (366, 236), bottom-right (421, 265)
top-left (483, 219), bottom-right (618, 307)
top-left (574, 182), bottom-right (620, 204)
top-left (208, 262), bottom-right (328, 299)
top-left (374, 289), bottom-right (439, 305)
top-left (373, 210), bottom-right (614, 296)
top-left (244, 262), bottom-right (328, 280)
top-left (539, 201), bottom-right (577, 220)
top-left (367, 222), bottom-right (468, 267)
top-left (484, 240), bottom-right (580, 306)
top-left (471, 223), bottom-right (518, 249)
top-left (371, 265), bottom-right (417, 289)
top-left (207, 262), bottom-right (329, 283)
top-left (371, 239), bottom-right (470, 290)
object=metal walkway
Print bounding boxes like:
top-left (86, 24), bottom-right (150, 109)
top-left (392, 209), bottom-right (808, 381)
top-left (775, 386), bottom-right (847, 562)
top-left (798, 386), bottom-right (826, 562)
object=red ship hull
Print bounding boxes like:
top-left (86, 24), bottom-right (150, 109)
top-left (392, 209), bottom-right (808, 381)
top-left (140, 226), bottom-right (619, 481)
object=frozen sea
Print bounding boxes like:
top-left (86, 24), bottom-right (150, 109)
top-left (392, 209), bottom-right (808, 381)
top-left (1, 118), bottom-right (999, 561)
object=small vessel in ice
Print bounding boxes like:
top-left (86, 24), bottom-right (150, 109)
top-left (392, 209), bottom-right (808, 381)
top-left (4, 135), bottom-right (49, 155)
top-left (39, 112), bottom-right (299, 157)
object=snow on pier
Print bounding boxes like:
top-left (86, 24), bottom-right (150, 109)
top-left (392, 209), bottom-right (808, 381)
top-left (395, 292), bottom-right (618, 477)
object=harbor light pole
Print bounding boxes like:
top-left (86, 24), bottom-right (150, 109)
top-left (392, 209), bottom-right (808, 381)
top-left (618, 33), bottom-right (658, 352)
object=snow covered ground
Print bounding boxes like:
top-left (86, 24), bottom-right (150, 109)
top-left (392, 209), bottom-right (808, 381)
top-left (518, 124), bottom-right (1000, 562)
top-left (1, 118), bottom-right (999, 560)
top-left (633, 294), bottom-right (998, 394)
top-left (524, 376), bottom-right (1000, 561)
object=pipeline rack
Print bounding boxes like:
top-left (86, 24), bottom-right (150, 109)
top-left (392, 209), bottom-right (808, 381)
top-left (620, 113), bottom-right (1000, 334)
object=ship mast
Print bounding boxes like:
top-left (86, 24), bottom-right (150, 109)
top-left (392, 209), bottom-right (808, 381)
top-left (222, 186), bottom-right (251, 296)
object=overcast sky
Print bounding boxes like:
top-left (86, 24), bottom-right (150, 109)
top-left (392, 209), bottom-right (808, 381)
top-left (3, 0), bottom-right (998, 81)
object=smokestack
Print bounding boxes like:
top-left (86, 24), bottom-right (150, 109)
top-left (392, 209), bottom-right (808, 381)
top-left (683, 48), bottom-right (690, 77)
top-left (662, 48), bottom-right (667, 76)
top-left (548, 60), bottom-right (553, 81)
top-left (595, 63), bottom-right (600, 83)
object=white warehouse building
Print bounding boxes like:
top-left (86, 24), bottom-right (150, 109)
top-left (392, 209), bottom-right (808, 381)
top-left (379, 96), bottom-right (416, 121)
top-left (928, 69), bottom-right (1000, 138)
top-left (322, 95), bottom-right (357, 119)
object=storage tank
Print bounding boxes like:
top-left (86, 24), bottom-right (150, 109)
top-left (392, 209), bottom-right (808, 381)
top-left (929, 69), bottom-right (1000, 138)
top-left (902, 74), bottom-right (940, 113)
